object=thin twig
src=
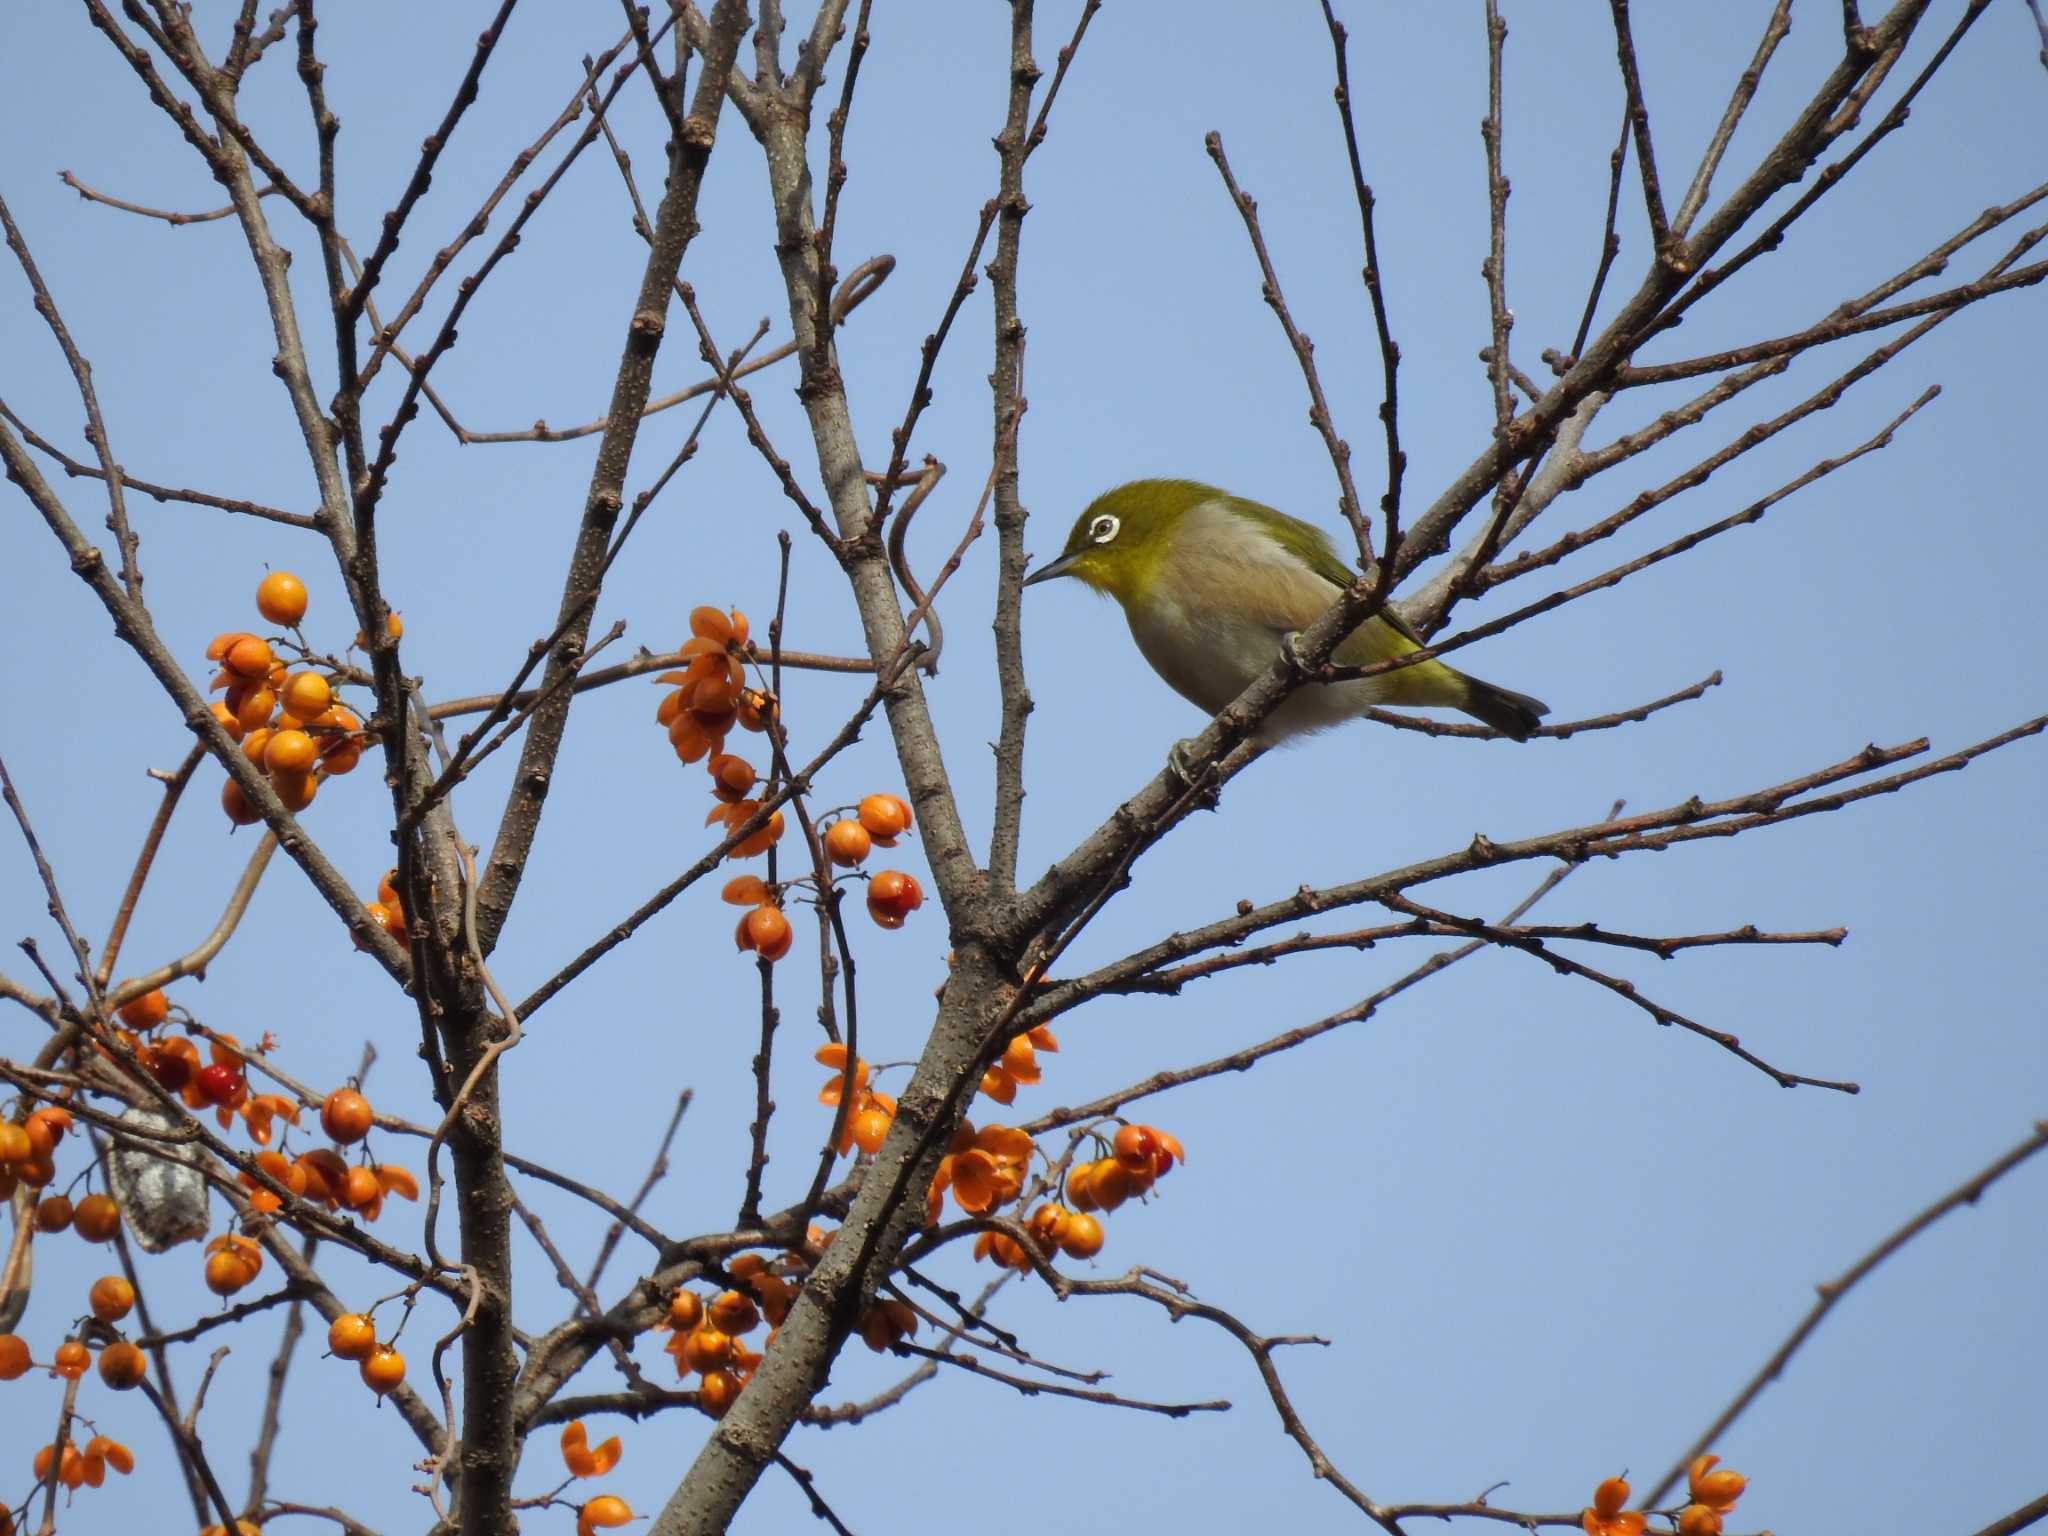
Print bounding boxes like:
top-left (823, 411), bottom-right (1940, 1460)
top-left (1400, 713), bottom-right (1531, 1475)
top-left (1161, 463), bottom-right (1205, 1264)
top-left (1642, 1119), bottom-right (2048, 1508)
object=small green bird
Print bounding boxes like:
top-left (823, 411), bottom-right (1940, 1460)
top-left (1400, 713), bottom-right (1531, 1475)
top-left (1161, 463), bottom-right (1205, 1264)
top-left (1023, 479), bottom-right (1548, 745)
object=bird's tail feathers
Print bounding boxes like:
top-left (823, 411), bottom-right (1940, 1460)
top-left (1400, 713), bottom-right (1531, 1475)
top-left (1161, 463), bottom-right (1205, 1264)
top-left (1458, 676), bottom-right (1549, 741)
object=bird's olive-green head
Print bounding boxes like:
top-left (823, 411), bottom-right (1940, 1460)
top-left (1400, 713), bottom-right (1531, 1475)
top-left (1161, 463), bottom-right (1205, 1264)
top-left (1022, 480), bottom-right (1223, 604)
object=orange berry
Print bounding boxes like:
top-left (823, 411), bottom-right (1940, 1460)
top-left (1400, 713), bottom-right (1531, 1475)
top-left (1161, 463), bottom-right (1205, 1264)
top-left (271, 770), bottom-right (317, 812)
top-left (358, 902), bottom-right (392, 949)
top-left (707, 1290), bottom-right (760, 1336)
top-left (0, 1334), bottom-right (30, 1379)
top-left (256, 571), bottom-right (308, 625)
top-left (1676, 1508), bottom-right (1722, 1536)
top-left (739, 905), bottom-right (793, 962)
top-left (359, 1344), bottom-right (405, 1395)
top-left (53, 1339), bottom-right (91, 1379)
top-left (859, 1301), bottom-right (913, 1352)
top-left (1058, 1211), bottom-right (1104, 1259)
top-left (580, 1494), bottom-right (635, 1533)
top-left (824, 819), bottom-right (871, 867)
top-left (97, 1339), bottom-right (147, 1390)
top-left (236, 686), bottom-right (278, 733)
top-left (279, 673), bottom-right (329, 722)
top-left (208, 699), bottom-right (246, 742)
top-left (240, 727), bottom-right (275, 766)
top-left (207, 630), bottom-right (256, 662)
top-left (73, 1193), bottom-right (120, 1242)
top-left (851, 1104), bottom-right (892, 1156)
top-left (314, 703), bottom-right (361, 742)
top-left (1687, 1457), bottom-right (1747, 1512)
top-left (116, 988), bottom-right (169, 1030)
top-left (224, 635), bottom-right (274, 680)
top-left (90, 1274), bottom-right (137, 1322)
top-left (695, 1370), bottom-right (741, 1418)
top-left (667, 1291), bottom-right (704, 1332)
top-left (736, 688), bottom-right (776, 732)
top-left (203, 1250), bottom-right (250, 1296)
top-left (1112, 1123), bottom-right (1156, 1172)
top-left (857, 793), bottom-right (912, 840)
top-left (353, 611), bottom-right (403, 646)
top-left (1064, 1162), bottom-right (1099, 1212)
top-left (221, 777), bottom-right (262, 826)
top-left (327, 1313), bottom-right (377, 1361)
top-left (706, 753), bottom-right (756, 803)
top-left (321, 1088), bottom-right (374, 1144)
top-left (681, 1326), bottom-right (732, 1372)
top-left (25, 1107), bottom-right (71, 1153)
top-left (749, 1273), bottom-right (792, 1327)
top-left (35, 1194), bottom-right (73, 1233)
top-left (1028, 1204), bottom-right (1072, 1249)
top-left (264, 728), bottom-right (318, 775)
top-left (342, 1165), bottom-right (381, 1210)
top-left (866, 869), bottom-right (922, 928)
top-left (296, 1148), bottom-right (348, 1204)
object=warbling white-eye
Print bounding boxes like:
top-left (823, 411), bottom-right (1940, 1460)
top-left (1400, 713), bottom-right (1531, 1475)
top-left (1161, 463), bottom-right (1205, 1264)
top-left (1023, 479), bottom-right (1548, 745)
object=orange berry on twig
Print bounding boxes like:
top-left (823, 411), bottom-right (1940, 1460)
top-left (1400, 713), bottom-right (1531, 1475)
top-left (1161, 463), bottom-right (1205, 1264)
top-left (116, 987), bottom-right (169, 1030)
top-left (327, 1313), bottom-right (377, 1361)
top-left (256, 571), bottom-right (308, 625)
top-left (321, 1088), bottom-right (374, 1145)
top-left (857, 793), bottom-right (912, 842)
top-left (825, 819), bottom-right (871, 867)
top-left (360, 1344), bottom-right (405, 1395)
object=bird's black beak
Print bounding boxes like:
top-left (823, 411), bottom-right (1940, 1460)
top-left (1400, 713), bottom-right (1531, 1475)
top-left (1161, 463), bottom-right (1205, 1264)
top-left (1021, 550), bottom-right (1080, 587)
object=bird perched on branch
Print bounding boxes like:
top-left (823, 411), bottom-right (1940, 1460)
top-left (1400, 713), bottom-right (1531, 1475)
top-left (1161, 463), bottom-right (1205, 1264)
top-left (1023, 479), bottom-right (1548, 747)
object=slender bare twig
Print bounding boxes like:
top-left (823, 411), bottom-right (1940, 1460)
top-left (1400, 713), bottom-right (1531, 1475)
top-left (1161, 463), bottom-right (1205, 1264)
top-left (1479, 0), bottom-right (1515, 443)
top-left (447, 260), bottom-right (889, 445)
top-left (0, 187), bottom-right (140, 600)
top-left (773, 1450), bottom-right (858, 1536)
top-left (890, 1338), bottom-right (1230, 1416)
top-left (1062, 1267), bottom-right (1398, 1534)
top-left (1380, 891), bottom-right (1856, 1092)
top-left (582, 1089), bottom-right (691, 1299)
top-left (1204, 133), bottom-right (1373, 566)
top-left (1671, 0), bottom-right (1793, 237)
top-left (1318, 0), bottom-right (1405, 549)
top-left (1568, 107), bottom-right (1632, 363)
top-left (0, 750), bottom-right (103, 1013)
top-left (1969, 1492), bottom-right (2048, 1536)
top-left (1606, 0), bottom-right (1672, 260)
top-left (95, 745), bottom-right (205, 987)
top-left (674, 281), bottom-right (841, 555)
top-left (1642, 1119), bottom-right (2048, 1508)
top-left (0, 401), bottom-right (317, 527)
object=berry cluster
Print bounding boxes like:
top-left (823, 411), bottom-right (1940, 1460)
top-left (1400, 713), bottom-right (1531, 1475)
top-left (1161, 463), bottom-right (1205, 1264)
top-left (207, 571), bottom-right (370, 825)
top-left (1579, 1458), bottom-right (1750, 1536)
top-left (557, 1422), bottom-right (632, 1535)
top-left (814, 1043), bottom-right (897, 1156)
top-left (660, 607), bottom-right (931, 969)
top-left (3, 1272), bottom-right (145, 1510)
top-left (660, 1254), bottom-right (795, 1418)
top-left (325, 1310), bottom-right (407, 1399)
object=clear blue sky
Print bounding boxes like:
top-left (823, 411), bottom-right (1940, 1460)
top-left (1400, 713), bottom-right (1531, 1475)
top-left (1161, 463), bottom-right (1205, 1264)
top-left (3, 4), bottom-right (2044, 1534)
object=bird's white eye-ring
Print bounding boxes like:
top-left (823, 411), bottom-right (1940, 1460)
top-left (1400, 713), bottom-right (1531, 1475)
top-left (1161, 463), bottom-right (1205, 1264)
top-left (1088, 514), bottom-right (1120, 544)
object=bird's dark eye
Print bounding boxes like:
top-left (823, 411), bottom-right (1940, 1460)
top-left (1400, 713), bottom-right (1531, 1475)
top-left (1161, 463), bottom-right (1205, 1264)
top-left (1089, 514), bottom-right (1119, 544)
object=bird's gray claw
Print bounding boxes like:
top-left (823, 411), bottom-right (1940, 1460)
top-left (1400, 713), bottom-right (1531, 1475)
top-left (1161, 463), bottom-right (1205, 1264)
top-left (1279, 629), bottom-right (1311, 676)
top-left (1168, 737), bottom-right (1200, 786)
